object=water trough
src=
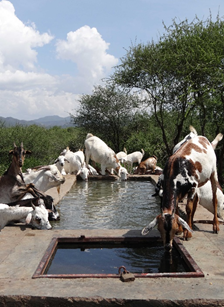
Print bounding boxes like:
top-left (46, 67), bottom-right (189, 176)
top-left (33, 174), bottom-right (204, 280)
top-left (33, 235), bottom-right (204, 279)
top-left (1, 174), bottom-right (224, 306)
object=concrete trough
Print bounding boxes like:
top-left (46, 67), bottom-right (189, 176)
top-left (32, 235), bottom-right (204, 279)
top-left (0, 174), bottom-right (224, 306)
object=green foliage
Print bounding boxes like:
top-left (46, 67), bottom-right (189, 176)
top-left (71, 84), bottom-right (142, 152)
top-left (0, 124), bottom-right (81, 175)
top-left (112, 14), bottom-right (224, 156)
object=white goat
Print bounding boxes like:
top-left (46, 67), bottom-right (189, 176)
top-left (54, 155), bottom-right (67, 175)
top-left (196, 182), bottom-right (224, 219)
top-left (0, 203), bottom-right (52, 230)
top-left (84, 134), bottom-right (120, 176)
top-left (61, 148), bottom-right (89, 181)
top-left (23, 165), bottom-right (65, 193)
top-left (18, 192), bottom-right (60, 221)
top-left (125, 149), bottom-right (145, 172)
top-left (116, 148), bottom-right (127, 164)
top-left (119, 166), bottom-right (129, 181)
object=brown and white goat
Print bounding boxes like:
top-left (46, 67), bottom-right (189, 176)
top-left (137, 155), bottom-right (157, 174)
top-left (142, 135), bottom-right (220, 252)
top-left (0, 143), bottom-right (31, 203)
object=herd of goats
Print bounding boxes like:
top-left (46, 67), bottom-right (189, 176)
top-left (0, 129), bottom-right (223, 253)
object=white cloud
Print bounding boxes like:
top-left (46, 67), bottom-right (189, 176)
top-left (0, 0), bottom-right (53, 71)
top-left (0, 2), bottom-right (118, 120)
top-left (0, 89), bottom-right (80, 119)
top-left (56, 26), bottom-right (119, 83)
top-left (0, 70), bottom-right (57, 90)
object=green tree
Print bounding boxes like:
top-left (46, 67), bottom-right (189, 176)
top-left (112, 14), bottom-right (224, 156)
top-left (71, 84), bottom-right (141, 152)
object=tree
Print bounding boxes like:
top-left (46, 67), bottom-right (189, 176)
top-left (112, 14), bottom-right (224, 156)
top-left (71, 84), bottom-right (141, 152)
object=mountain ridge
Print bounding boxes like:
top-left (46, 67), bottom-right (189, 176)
top-left (0, 115), bottom-right (73, 128)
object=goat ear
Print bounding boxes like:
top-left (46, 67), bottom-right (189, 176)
top-left (141, 217), bottom-right (158, 235)
top-left (25, 150), bottom-right (32, 155)
top-left (26, 213), bottom-right (32, 224)
top-left (177, 216), bottom-right (193, 233)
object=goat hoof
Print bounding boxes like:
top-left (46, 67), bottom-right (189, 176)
top-left (213, 225), bottom-right (220, 234)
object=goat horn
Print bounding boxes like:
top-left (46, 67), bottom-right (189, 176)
top-left (177, 216), bottom-right (193, 233)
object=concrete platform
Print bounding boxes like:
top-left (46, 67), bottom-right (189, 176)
top-left (0, 175), bottom-right (224, 306)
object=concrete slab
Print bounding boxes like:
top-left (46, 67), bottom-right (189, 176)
top-left (0, 174), bottom-right (224, 306)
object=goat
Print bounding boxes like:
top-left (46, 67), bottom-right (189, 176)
top-left (142, 134), bottom-right (219, 252)
top-left (119, 166), bottom-right (129, 181)
top-left (125, 149), bottom-right (144, 172)
top-left (152, 131), bottom-right (224, 219)
top-left (84, 134), bottom-right (120, 176)
top-left (61, 148), bottom-right (90, 181)
top-left (137, 155), bottom-right (157, 174)
top-left (23, 164), bottom-right (65, 193)
top-left (0, 143), bottom-right (31, 203)
top-left (54, 155), bottom-right (67, 175)
top-left (0, 202), bottom-right (52, 230)
top-left (8, 187), bottom-right (60, 221)
top-left (173, 125), bottom-right (198, 153)
top-left (116, 148), bottom-right (127, 164)
top-left (196, 181), bottom-right (224, 219)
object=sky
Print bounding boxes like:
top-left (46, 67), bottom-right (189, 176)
top-left (0, 0), bottom-right (223, 120)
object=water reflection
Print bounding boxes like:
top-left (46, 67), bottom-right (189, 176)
top-left (52, 180), bottom-right (160, 230)
top-left (46, 244), bottom-right (187, 275)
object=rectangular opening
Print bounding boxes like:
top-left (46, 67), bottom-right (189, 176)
top-left (33, 236), bottom-right (204, 278)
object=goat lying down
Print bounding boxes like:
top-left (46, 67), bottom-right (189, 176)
top-left (0, 201), bottom-right (52, 230)
top-left (142, 132), bottom-right (221, 252)
top-left (23, 164), bottom-right (65, 193)
top-left (10, 184), bottom-right (60, 221)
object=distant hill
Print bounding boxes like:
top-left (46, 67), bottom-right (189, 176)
top-left (0, 115), bottom-right (74, 128)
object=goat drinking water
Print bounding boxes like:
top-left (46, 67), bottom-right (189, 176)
top-left (142, 134), bottom-right (220, 252)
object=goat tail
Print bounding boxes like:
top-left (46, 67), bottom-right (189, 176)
top-left (189, 125), bottom-right (198, 135)
top-left (141, 149), bottom-right (145, 156)
top-left (211, 133), bottom-right (223, 150)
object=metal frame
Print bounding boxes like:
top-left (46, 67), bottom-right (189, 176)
top-left (32, 235), bottom-right (204, 279)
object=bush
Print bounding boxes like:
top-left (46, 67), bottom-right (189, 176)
top-left (0, 125), bottom-right (83, 174)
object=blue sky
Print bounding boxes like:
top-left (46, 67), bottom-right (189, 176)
top-left (0, 0), bottom-right (223, 120)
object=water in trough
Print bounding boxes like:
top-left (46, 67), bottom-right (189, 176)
top-left (51, 179), bottom-right (160, 230)
top-left (45, 180), bottom-right (191, 276)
